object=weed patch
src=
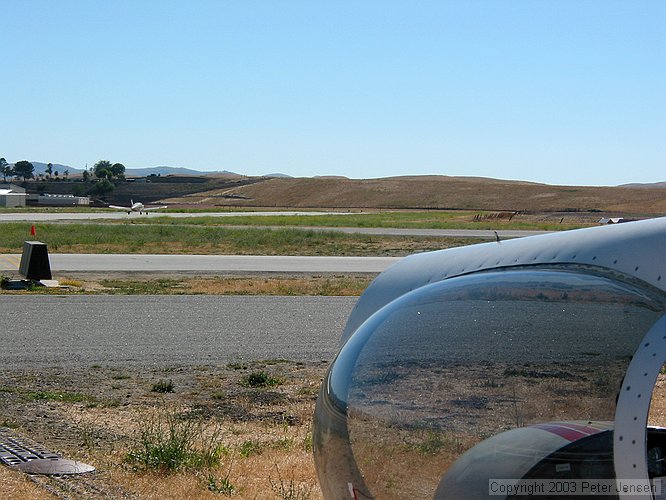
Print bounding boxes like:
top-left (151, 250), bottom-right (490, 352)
top-left (25, 390), bottom-right (94, 404)
top-left (239, 371), bottom-right (284, 388)
top-left (127, 412), bottom-right (226, 472)
top-left (238, 439), bottom-right (264, 458)
top-left (206, 472), bottom-right (235, 495)
top-left (151, 379), bottom-right (175, 393)
top-left (269, 464), bottom-right (313, 500)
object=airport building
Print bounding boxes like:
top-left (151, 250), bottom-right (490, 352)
top-left (27, 193), bottom-right (90, 206)
top-left (0, 184), bottom-right (27, 207)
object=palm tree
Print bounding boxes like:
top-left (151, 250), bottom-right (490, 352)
top-left (0, 158), bottom-right (8, 182)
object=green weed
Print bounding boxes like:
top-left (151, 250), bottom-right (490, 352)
top-left (0, 221), bottom-right (474, 256)
top-left (25, 390), bottom-right (94, 404)
top-left (239, 371), bottom-right (283, 388)
top-left (207, 472), bottom-right (235, 495)
top-left (269, 464), bottom-right (312, 500)
top-left (151, 379), bottom-right (175, 393)
top-left (238, 439), bottom-right (264, 458)
top-left (126, 412), bottom-right (225, 472)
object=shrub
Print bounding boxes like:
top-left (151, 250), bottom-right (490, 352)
top-left (151, 379), bottom-right (175, 393)
top-left (239, 371), bottom-right (283, 388)
top-left (127, 412), bottom-right (225, 472)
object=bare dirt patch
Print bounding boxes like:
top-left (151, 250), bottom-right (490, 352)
top-left (3, 363), bottom-right (666, 498)
top-left (7, 274), bottom-right (374, 297)
top-left (0, 361), bottom-right (327, 499)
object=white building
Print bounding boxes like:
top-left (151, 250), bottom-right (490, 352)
top-left (0, 184), bottom-right (27, 207)
top-left (34, 193), bottom-right (90, 206)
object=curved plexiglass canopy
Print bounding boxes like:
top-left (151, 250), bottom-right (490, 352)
top-left (314, 266), bottom-right (666, 499)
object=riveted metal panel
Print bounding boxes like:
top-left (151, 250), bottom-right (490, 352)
top-left (614, 314), bottom-right (666, 499)
top-left (343, 217), bottom-right (666, 344)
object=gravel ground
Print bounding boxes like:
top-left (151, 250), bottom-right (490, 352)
top-left (0, 293), bottom-right (355, 498)
top-left (0, 295), bottom-right (355, 369)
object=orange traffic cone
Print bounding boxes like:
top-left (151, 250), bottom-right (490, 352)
top-left (30, 225), bottom-right (36, 236)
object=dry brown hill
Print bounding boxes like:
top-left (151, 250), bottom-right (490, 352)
top-left (163, 175), bottom-right (666, 215)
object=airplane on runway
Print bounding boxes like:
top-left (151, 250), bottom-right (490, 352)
top-left (107, 200), bottom-right (167, 215)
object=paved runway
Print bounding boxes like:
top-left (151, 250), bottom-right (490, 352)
top-left (0, 253), bottom-right (399, 273)
top-left (0, 295), bottom-right (356, 368)
top-left (0, 210), bottom-right (352, 222)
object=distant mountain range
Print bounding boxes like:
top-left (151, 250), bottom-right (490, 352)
top-left (8, 161), bottom-right (663, 187)
top-left (122, 166), bottom-right (239, 177)
top-left (29, 162), bottom-right (79, 175)
top-left (620, 182), bottom-right (666, 189)
top-left (22, 162), bottom-right (290, 178)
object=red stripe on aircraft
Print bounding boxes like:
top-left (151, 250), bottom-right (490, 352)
top-left (532, 423), bottom-right (601, 442)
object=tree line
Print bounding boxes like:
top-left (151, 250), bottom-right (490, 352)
top-left (1, 159), bottom-right (126, 182)
top-left (1, 158), bottom-right (127, 197)
top-left (1, 158), bottom-right (37, 182)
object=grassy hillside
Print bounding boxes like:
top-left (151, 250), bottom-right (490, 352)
top-left (22, 174), bottom-right (666, 215)
top-left (162, 175), bottom-right (666, 215)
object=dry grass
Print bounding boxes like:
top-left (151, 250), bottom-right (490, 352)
top-left (184, 277), bottom-right (369, 296)
top-left (3, 364), bottom-right (666, 498)
top-left (43, 275), bottom-right (374, 296)
top-left (163, 176), bottom-right (666, 215)
top-left (649, 373), bottom-right (666, 427)
top-left (0, 361), bottom-right (325, 499)
top-left (0, 466), bottom-right (47, 499)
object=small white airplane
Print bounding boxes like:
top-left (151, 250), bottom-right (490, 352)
top-left (108, 200), bottom-right (167, 215)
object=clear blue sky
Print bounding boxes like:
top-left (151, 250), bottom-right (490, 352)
top-left (2, 1), bottom-right (664, 186)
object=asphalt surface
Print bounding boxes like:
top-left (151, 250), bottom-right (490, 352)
top-left (0, 253), bottom-right (399, 273)
top-left (0, 210), bottom-right (352, 222)
top-left (0, 295), bottom-right (356, 368)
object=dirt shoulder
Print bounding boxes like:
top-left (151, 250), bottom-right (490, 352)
top-left (1, 360), bottom-right (328, 499)
top-left (3, 273), bottom-right (375, 296)
top-left (1, 272), bottom-right (346, 498)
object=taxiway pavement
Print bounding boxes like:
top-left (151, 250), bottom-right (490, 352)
top-left (0, 210), bottom-right (351, 222)
top-left (0, 295), bottom-right (355, 368)
top-left (0, 253), bottom-right (399, 274)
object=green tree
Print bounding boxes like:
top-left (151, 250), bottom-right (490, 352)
top-left (63, 169), bottom-right (69, 180)
top-left (82, 169), bottom-right (90, 182)
top-left (93, 160), bottom-right (112, 180)
top-left (88, 178), bottom-right (115, 198)
top-left (0, 158), bottom-right (9, 182)
top-left (110, 163), bottom-right (125, 180)
top-left (93, 159), bottom-right (126, 181)
top-left (13, 160), bottom-right (34, 181)
top-left (46, 162), bottom-right (53, 180)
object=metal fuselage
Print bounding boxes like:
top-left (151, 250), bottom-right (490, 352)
top-left (108, 200), bottom-right (166, 214)
top-left (129, 201), bottom-right (145, 213)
